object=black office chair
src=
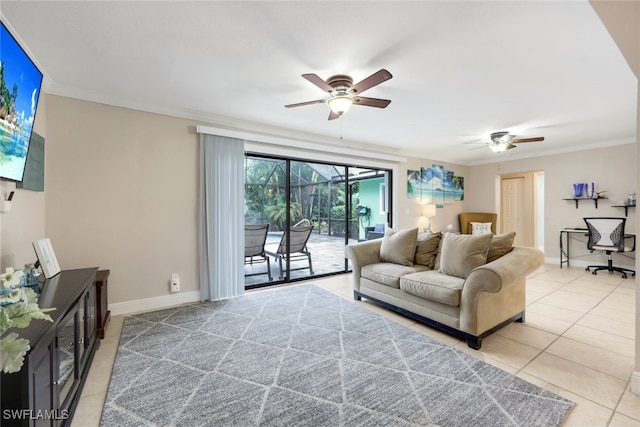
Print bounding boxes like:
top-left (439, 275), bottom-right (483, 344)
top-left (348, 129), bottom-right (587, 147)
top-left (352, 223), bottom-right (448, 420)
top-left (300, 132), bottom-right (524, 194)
top-left (584, 217), bottom-right (635, 279)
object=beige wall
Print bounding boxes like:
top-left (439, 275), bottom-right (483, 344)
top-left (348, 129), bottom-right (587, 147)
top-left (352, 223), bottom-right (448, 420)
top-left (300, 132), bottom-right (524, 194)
top-left (44, 95), bottom-right (199, 304)
top-left (590, 0), bottom-right (640, 79)
top-left (468, 143), bottom-right (636, 267)
top-left (0, 94), bottom-right (47, 270)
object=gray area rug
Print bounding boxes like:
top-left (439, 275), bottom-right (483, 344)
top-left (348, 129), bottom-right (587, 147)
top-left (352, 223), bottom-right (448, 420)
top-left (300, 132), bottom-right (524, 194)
top-left (101, 285), bottom-right (574, 426)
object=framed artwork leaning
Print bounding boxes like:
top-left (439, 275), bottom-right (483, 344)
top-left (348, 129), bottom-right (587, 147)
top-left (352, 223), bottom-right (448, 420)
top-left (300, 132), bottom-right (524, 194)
top-left (33, 238), bottom-right (61, 278)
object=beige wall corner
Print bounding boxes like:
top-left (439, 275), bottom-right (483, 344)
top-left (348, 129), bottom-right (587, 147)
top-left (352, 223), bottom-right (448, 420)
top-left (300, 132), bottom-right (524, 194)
top-left (590, 0), bottom-right (640, 79)
top-left (591, 0), bottom-right (640, 395)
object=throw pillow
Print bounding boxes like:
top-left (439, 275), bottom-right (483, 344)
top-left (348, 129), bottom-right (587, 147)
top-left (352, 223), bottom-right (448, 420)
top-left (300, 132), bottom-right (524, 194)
top-left (471, 222), bottom-right (493, 235)
top-left (439, 233), bottom-right (493, 278)
top-left (487, 232), bottom-right (516, 263)
top-left (414, 231), bottom-right (442, 268)
top-left (380, 228), bottom-right (419, 266)
top-left (433, 237), bottom-right (444, 270)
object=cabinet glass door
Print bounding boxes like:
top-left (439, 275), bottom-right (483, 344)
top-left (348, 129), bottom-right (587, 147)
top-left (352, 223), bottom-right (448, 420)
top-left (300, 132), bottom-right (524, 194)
top-left (56, 308), bottom-right (77, 408)
top-left (77, 296), bottom-right (86, 364)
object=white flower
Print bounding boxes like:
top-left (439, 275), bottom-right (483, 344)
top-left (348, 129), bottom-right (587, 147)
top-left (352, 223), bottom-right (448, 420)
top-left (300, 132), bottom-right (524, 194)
top-left (0, 270), bottom-right (24, 288)
top-left (0, 288), bottom-right (22, 306)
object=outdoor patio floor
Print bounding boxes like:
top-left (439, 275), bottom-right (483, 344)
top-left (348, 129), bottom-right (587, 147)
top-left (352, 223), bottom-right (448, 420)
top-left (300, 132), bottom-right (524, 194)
top-left (244, 232), bottom-right (360, 286)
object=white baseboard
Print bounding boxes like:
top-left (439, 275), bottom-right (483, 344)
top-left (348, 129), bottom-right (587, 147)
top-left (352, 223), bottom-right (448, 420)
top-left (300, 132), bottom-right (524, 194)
top-left (544, 257), bottom-right (590, 269)
top-left (109, 290), bottom-right (202, 316)
top-left (544, 257), bottom-right (635, 270)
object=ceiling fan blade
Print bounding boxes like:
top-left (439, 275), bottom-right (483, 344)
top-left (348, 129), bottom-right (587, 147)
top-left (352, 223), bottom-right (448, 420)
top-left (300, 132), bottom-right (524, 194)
top-left (349, 69), bottom-right (393, 94)
top-left (328, 110), bottom-right (340, 121)
top-left (302, 73), bottom-right (334, 93)
top-left (353, 96), bottom-right (391, 108)
top-left (285, 99), bottom-right (325, 108)
top-left (467, 145), bottom-right (487, 151)
top-left (512, 137), bottom-right (544, 143)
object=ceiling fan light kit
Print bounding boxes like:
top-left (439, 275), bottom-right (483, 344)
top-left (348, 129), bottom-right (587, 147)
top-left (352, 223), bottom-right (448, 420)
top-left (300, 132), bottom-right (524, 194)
top-left (286, 69), bottom-right (393, 120)
top-left (490, 141), bottom-right (509, 153)
top-left (327, 95), bottom-right (354, 115)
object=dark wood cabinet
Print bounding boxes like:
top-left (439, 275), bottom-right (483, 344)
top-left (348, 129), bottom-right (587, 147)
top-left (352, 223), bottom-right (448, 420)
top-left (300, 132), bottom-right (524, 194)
top-left (1, 268), bottom-right (99, 427)
top-left (95, 270), bottom-right (110, 340)
top-left (29, 327), bottom-right (57, 427)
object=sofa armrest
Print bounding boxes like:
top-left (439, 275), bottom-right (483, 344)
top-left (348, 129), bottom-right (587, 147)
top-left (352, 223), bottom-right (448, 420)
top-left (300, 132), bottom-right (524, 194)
top-left (344, 239), bottom-right (383, 291)
top-left (463, 246), bottom-right (544, 295)
top-left (459, 246), bottom-right (544, 334)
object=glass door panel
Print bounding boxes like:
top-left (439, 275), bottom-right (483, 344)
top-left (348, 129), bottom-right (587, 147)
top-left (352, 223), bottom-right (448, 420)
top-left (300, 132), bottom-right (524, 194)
top-left (288, 161), bottom-right (348, 279)
top-left (349, 168), bottom-right (391, 241)
top-left (244, 156), bottom-right (284, 286)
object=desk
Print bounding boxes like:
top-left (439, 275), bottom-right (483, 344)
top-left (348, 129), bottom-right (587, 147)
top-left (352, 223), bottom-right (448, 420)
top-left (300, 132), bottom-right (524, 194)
top-left (559, 228), bottom-right (588, 268)
top-left (560, 228), bottom-right (636, 268)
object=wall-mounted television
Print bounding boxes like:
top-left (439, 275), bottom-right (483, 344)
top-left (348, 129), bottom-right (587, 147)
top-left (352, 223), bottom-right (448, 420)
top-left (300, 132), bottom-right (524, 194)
top-left (0, 21), bottom-right (43, 182)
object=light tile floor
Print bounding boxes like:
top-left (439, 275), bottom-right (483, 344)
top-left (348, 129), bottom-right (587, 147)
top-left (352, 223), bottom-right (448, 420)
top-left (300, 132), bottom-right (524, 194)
top-left (73, 264), bottom-right (640, 426)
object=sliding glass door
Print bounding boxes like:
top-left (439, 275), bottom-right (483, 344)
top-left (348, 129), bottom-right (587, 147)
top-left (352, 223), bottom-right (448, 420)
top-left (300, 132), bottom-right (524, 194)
top-left (244, 154), bottom-right (391, 288)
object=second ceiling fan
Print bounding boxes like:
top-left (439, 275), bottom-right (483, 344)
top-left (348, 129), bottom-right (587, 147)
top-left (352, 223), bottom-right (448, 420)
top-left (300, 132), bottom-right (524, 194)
top-left (285, 69), bottom-right (393, 120)
top-left (468, 131), bottom-right (545, 153)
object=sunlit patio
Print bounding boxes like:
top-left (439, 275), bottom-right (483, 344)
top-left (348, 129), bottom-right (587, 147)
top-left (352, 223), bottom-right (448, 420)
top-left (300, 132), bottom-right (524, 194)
top-left (244, 232), bottom-right (360, 286)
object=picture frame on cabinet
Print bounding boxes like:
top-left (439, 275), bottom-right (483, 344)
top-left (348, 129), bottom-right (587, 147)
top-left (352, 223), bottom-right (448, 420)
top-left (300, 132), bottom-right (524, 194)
top-left (33, 238), bottom-right (61, 278)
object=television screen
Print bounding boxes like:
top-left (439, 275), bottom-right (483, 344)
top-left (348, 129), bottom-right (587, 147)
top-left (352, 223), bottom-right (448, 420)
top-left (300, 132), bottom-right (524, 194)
top-left (0, 21), bottom-right (43, 182)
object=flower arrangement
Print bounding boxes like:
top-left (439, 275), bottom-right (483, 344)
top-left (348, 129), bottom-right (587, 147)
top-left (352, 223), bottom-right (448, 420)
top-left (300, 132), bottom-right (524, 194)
top-left (0, 268), bottom-right (54, 374)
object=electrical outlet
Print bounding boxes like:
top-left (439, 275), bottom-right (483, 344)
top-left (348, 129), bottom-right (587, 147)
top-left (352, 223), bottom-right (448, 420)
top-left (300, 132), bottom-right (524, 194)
top-left (170, 273), bottom-right (180, 292)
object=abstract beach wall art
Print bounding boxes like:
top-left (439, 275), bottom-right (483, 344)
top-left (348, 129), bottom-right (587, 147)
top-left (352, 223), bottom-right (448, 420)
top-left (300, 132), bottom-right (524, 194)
top-left (431, 164), bottom-right (445, 208)
top-left (420, 165), bottom-right (445, 207)
top-left (444, 169), bottom-right (454, 204)
top-left (411, 164), bottom-right (464, 208)
top-left (453, 176), bottom-right (464, 201)
top-left (407, 169), bottom-right (420, 198)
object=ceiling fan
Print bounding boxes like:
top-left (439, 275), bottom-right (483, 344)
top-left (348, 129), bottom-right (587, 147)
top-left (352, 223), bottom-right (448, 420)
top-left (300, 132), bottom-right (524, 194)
top-left (466, 131), bottom-right (545, 153)
top-left (285, 69), bottom-right (392, 120)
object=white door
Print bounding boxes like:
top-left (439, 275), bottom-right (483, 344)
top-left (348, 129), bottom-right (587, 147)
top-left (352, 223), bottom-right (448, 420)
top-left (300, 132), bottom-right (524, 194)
top-left (501, 177), bottom-right (526, 245)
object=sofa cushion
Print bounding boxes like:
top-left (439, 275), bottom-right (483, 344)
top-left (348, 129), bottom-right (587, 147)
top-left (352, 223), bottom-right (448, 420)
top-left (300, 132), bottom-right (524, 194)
top-left (362, 263), bottom-right (430, 289)
top-left (439, 233), bottom-right (492, 279)
top-left (380, 227), bottom-right (418, 266)
top-left (414, 231), bottom-right (441, 268)
top-left (487, 232), bottom-right (516, 263)
top-left (400, 271), bottom-right (465, 307)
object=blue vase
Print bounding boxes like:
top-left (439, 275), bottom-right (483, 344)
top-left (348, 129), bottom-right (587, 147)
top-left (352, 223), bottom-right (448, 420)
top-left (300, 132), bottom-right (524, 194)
top-left (573, 183), bottom-right (584, 198)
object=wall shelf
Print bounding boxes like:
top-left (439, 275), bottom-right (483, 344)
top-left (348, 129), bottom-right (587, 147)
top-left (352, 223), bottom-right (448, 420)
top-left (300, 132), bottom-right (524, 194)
top-left (611, 204), bottom-right (635, 217)
top-left (562, 197), bottom-right (606, 209)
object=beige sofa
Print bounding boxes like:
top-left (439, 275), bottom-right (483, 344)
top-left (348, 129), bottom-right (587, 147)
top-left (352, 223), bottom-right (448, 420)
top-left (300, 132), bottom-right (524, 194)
top-left (345, 228), bottom-right (544, 349)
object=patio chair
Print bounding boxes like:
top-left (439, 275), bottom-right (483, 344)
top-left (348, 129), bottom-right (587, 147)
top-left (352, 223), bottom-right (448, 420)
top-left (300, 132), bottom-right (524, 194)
top-left (365, 223), bottom-right (386, 240)
top-left (245, 224), bottom-right (272, 280)
top-left (265, 225), bottom-right (314, 280)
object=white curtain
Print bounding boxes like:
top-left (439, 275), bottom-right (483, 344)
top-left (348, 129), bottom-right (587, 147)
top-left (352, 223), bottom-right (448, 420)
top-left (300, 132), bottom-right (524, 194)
top-left (199, 133), bottom-right (245, 300)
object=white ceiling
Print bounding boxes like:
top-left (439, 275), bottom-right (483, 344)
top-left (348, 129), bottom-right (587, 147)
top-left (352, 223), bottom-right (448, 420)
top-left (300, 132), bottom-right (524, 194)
top-left (1, 1), bottom-right (637, 165)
